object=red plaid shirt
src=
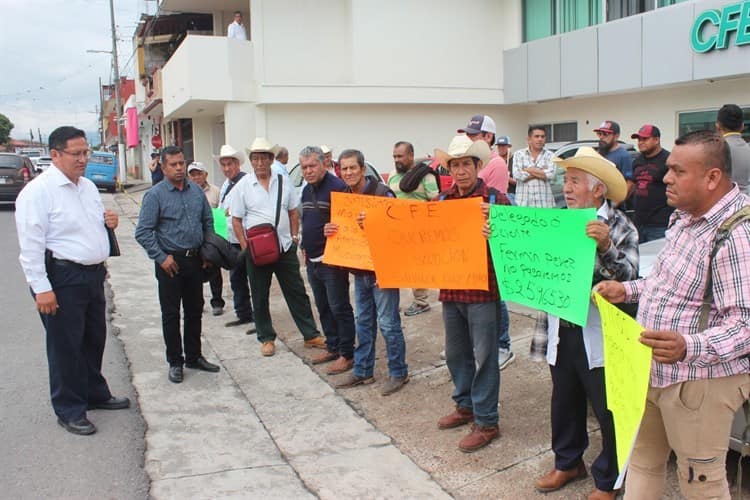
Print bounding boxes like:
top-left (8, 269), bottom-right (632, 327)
top-left (437, 179), bottom-right (510, 303)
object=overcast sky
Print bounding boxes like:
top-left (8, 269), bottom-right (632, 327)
top-left (0, 0), bottom-right (149, 142)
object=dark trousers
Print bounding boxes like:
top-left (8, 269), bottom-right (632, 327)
top-left (306, 260), bottom-right (356, 358)
top-left (207, 268), bottom-right (225, 309)
top-left (155, 254), bottom-right (204, 366)
top-left (229, 243), bottom-right (253, 321)
top-left (246, 244), bottom-right (320, 343)
top-left (549, 325), bottom-right (617, 492)
top-left (40, 261), bottom-right (112, 422)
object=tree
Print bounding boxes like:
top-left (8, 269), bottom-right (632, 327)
top-left (0, 113), bottom-right (14, 145)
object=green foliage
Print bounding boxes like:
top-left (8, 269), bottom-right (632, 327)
top-left (0, 113), bottom-right (14, 144)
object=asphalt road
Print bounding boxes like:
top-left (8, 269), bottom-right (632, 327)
top-left (0, 205), bottom-right (149, 499)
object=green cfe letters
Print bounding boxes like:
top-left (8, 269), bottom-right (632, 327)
top-left (691, 1), bottom-right (750, 53)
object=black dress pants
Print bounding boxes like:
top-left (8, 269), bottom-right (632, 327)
top-left (155, 254), bottom-right (204, 366)
top-left (549, 324), bottom-right (618, 492)
top-left (40, 260), bottom-right (112, 422)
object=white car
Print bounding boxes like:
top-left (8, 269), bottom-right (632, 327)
top-left (35, 156), bottom-right (53, 172)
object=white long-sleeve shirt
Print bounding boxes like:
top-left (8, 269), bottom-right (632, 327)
top-left (15, 165), bottom-right (109, 293)
top-left (227, 21), bottom-right (247, 40)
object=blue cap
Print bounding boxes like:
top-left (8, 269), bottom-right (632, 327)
top-left (495, 135), bottom-right (511, 146)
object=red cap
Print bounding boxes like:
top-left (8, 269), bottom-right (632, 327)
top-left (630, 124), bottom-right (661, 139)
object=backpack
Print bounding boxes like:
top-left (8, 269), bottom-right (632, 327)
top-left (363, 176), bottom-right (395, 197)
top-left (399, 162), bottom-right (441, 193)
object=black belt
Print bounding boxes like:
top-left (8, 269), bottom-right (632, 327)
top-left (51, 258), bottom-right (103, 271)
top-left (170, 248), bottom-right (200, 257)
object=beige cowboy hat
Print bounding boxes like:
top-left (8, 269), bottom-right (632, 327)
top-left (434, 135), bottom-right (490, 168)
top-left (320, 144), bottom-right (332, 154)
top-left (246, 138), bottom-right (280, 157)
top-left (213, 144), bottom-right (245, 163)
top-left (552, 147), bottom-right (627, 204)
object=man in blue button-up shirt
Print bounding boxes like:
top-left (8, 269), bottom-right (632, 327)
top-left (135, 146), bottom-right (220, 384)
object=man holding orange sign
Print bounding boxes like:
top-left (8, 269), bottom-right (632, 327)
top-left (432, 135), bottom-right (510, 453)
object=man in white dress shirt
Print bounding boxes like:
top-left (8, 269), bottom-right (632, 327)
top-left (15, 126), bottom-right (130, 436)
top-left (227, 11), bottom-right (247, 41)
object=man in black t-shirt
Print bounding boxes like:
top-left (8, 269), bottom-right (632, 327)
top-left (631, 124), bottom-right (673, 242)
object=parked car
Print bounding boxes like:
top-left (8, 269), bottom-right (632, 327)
top-left (638, 237), bottom-right (749, 454)
top-left (547, 140), bottom-right (638, 207)
top-left (35, 156), bottom-right (53, 172)
top-left (84, 151), bottom-right (118, 193)
top-left (0, 153), bottom-right (36, 204)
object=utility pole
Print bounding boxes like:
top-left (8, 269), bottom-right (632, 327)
top-left (109, 0), bottom-right (126, 188)
top-left (98, 77), bottom-right (105, 147)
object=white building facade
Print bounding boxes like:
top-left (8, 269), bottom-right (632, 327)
top-left (140, 0), bottom-right (749, 184)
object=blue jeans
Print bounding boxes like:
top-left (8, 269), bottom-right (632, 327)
top-left (443, 301), bottom-right (500, 427)
top-left (353, 272), bottom-right (408, 378)
top-left (638, 225), bottom-right (666, 243)
top-left (306, 261), bottom-right (356, 358)
top-left (498, 300), bottom-right (510, 350)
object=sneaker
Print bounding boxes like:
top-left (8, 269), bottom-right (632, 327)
top-left (498, 349), bottom-right (515, 371)
top-left (212, 306), bottom-right (224, 316)
top-left (304, 336), bottom-right (327, 349)
top-left (261, 341), bottom-right (275, 357)
top-left (336, 373), bottom-right (375, 388)
top-left (381, 375), bottom-right (409, 396)
top-left (404, 303), bottom-right (431, 317)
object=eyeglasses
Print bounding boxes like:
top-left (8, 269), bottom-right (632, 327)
top-left (59, 149), bottom-right (93, 159)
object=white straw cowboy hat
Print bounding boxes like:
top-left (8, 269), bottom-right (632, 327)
top-left (434, 135), bottom-right (491, 168)
top-left (213, 144), bottom-right (245, 163)
top-left (246, 138), bottom-right (280, 157)
top-left (552, 146), bottom-right (627, 204)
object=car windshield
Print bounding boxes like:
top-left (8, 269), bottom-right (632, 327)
top-left (89, 154), bottom-right (115, 166)
top-left (0, 156), bottom-right (22, 168)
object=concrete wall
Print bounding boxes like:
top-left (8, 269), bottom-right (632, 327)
top-left (258, 103), bottom-right (526, 172)
top-left (520, 77), bottom-right (750, 148)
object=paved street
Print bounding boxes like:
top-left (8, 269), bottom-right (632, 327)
top-left (0, 206), bottom-right (149, 499)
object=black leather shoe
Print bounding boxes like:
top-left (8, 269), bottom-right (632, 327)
top-left (88, 396), bottom-right (130, 410)
top-left (225, 318), bottom-right (253, 327)
top-left (185, 356), bottom-right (220, 372)
top-left (168, 365), bottom-right (184, 383)
top-left (57, 417), bottom-right (96, 435)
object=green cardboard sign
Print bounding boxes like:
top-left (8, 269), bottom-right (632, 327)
top-left (212, 207), bottom-right (228, 239)
top-left (488, 205), bottom-right (596, 326)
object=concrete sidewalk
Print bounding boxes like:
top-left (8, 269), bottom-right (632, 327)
top-left (108, 186), bottom-right (449, 499)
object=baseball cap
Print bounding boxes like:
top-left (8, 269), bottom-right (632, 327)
top-left (631, 124), bottom-right (661, 139)
top-left (593, 120), bottom-right (620, 135)
top-left (495, 136), bottom-right (511, 146)
top-left (458, 115), bottom-right (497, 135)
top-left (187, 161), bottom-right (207, 173)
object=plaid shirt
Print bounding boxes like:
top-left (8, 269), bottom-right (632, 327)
top-left (511, 147), bottom-right (556, 208)
top-left (624, 186), bottom-right (750, 388)
top-left (436, 179), bottom-right (510, 303)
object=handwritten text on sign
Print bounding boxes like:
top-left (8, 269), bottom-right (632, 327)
top-left (593, 292), bottom-right (651, 487)
top-left (488, 206), bottom-right (596, 326)
top-left (323, 192), bottom-right (394, 271)
top-left (364, 197), bottom-right (488, 290)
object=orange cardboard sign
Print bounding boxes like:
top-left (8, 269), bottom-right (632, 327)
top-left (322, 192), bottom-right (394, 271)
top-left (363, 196), bottom-right (488, 290)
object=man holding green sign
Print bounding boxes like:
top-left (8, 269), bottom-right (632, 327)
top-left (534, 147), bottom-right (638, 500)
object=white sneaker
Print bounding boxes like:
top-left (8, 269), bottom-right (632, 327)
top-left (498, 349), bottom-right (515, 371)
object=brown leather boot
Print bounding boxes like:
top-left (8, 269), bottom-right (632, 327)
top-left (326, 356), bottom-right (354, 375)
top-left (535, 462), bottom-right (588, 492)
top-left (588, 488), bottom-right (617, 500)
top-left (458, 424), bottom-right (499, 452)
top-left (437, 406), bottom-right (474, 429)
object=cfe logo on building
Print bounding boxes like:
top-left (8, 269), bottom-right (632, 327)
top-left (691, 0), bottom-right (750, 53)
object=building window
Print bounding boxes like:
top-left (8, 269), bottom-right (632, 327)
top-left (524, 0), bottom-right (602, 42)
top-left (657, 0), bottom-right (688, 7)
top-left (678, 108), bottom-right (750, 142)
top-left (535, 121), bottom-right (578, 143)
